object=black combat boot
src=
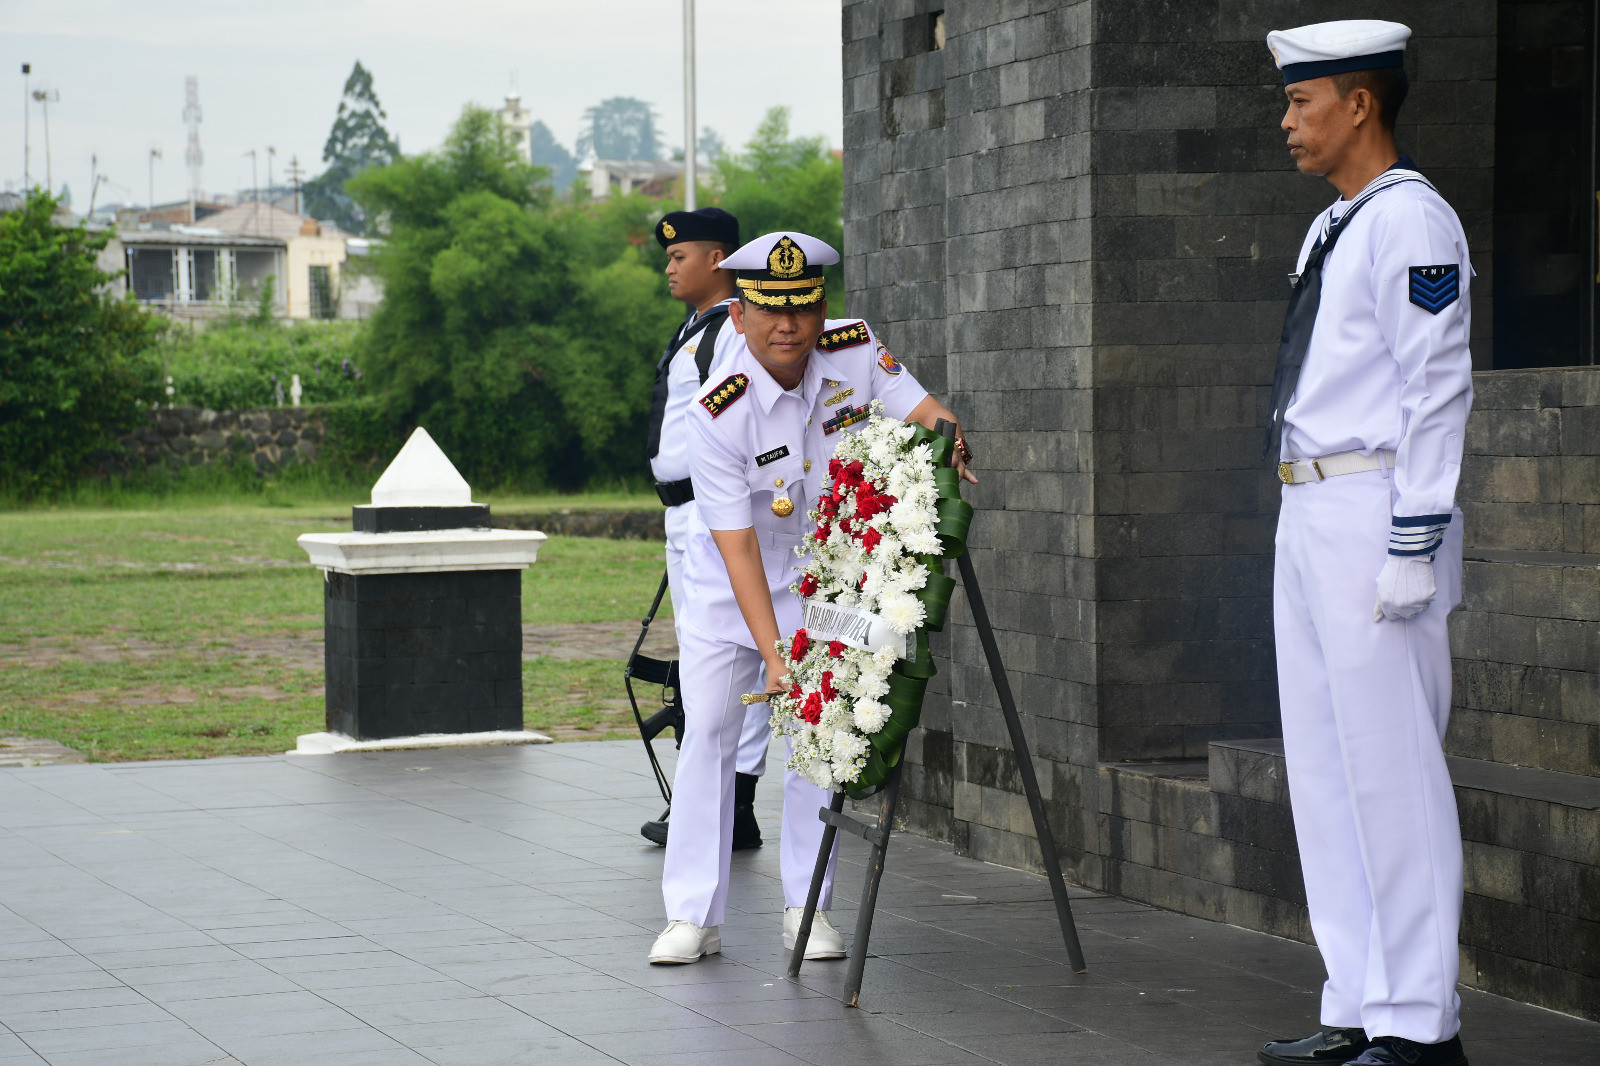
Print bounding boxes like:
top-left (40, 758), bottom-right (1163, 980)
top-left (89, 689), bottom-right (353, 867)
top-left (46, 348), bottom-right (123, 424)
top-left (732, 772), bottom-right (763, 850)
top-left (640, 807), bottom-right (669, 846)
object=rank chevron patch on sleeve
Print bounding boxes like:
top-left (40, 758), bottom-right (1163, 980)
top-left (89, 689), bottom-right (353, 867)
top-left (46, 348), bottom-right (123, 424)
top-left (699, 374), bottom-right (749, 418)
top-left (1408, 264), bottom-right (1460, 314)
top-left (816, 322), bottom-right (870, 352)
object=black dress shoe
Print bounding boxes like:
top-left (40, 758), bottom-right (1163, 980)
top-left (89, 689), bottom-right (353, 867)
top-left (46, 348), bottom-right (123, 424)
top-left (731, 772), bottom-right (763, 850)
top-left (1348, 1035), bottom-right (1467, 1066)
top-left (1259, 1027), bottom-right (1371, 1066)
top-left (641, 808), bottom-right (669, 846)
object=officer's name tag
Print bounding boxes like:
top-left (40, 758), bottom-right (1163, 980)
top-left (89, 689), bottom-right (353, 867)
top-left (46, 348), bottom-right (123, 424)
top-left (755, 445), bottom-right (790, 467)
top-left (802, 601), bottom-right (913, 660)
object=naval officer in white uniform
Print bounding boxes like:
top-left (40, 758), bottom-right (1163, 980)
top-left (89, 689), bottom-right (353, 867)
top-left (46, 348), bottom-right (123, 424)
top-left (1258, 21), bottom-right (1472, 1066)
top-left (642, 208), bottom-right (771, 850)
top-left (648, 231), bottom-right (975, 964)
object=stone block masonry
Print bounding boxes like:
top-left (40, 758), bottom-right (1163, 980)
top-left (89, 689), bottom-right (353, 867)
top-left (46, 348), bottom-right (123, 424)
top-left (106, 405), bottom-right (326, 474)
top-left (844, 0), bottom-right (1599, 1020)
top-left (323, 569), bottom-right (524, 740)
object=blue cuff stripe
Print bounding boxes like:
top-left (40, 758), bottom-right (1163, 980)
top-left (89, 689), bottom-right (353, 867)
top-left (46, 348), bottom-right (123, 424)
top-left (1390, 513), bottom-right (1450, 557)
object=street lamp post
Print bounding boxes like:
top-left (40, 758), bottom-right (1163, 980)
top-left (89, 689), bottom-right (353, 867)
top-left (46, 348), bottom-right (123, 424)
top-left (148, 148), bottom-right (162, 213)
top-left (21, 63), bottom-right (29, 191)
top-left (683, 0), bottom-right (696, 211)
top-left (32, 87), bottom-right (58, 192)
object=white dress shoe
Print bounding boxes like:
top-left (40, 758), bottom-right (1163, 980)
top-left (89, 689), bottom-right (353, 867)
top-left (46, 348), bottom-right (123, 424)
top-left (647, 920), bottom-right (720, 964)
top-left (782, 907), bottom-right (847, 959)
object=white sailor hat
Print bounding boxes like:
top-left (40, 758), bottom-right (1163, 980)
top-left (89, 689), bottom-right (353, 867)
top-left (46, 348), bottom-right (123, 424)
top-left (1267, 20), bottom-right (1410, 86)
top-left (720, 230), bottom-right (840, 307)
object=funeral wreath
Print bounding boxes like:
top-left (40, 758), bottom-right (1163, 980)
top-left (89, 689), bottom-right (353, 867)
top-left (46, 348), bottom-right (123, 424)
top-left (769, 402), bottom-right (972, 797)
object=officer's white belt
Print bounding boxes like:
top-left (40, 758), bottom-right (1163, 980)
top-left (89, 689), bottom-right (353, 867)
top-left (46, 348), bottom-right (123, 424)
top-left (1277, 449), bottom-right (1396, 485)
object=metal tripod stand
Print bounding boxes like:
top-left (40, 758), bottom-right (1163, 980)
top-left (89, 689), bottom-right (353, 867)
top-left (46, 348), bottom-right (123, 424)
top-left (787, 434), bottom-right (1087, 1006)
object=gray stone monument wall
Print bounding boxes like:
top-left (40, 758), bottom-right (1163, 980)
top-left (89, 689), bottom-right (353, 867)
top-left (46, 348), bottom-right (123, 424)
top-left (843, 0), bottom-right (1597, 1019)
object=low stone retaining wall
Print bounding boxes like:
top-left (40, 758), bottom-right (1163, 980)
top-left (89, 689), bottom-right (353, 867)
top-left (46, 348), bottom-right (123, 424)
top-left (494, 510), bottom-right (665, 541)
top-left (110, 406), bottom-right (326, 474)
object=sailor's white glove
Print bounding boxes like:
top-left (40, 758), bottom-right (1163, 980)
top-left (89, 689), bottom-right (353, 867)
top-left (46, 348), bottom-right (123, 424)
top-left (1373, 556), bottom-right (1436, 621)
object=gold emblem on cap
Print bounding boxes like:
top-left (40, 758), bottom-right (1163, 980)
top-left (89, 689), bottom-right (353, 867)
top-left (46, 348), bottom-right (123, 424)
top-left (662, 221), bottom-right (677, 239)
top-left (769, 236), bottom-right (806, 279)
top-left (771, 497), bottom-right (795, 518)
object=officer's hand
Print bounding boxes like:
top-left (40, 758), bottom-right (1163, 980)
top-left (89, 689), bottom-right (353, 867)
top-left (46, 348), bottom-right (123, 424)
top-left (954, 438), bottom-right (978, 484)
top-left (763, 655), bottom-right (790, 695)
top-left (1372, 556), bottom-right (1436, 621)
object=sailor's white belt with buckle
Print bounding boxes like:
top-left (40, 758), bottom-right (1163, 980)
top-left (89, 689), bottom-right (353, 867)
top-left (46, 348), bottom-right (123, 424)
top-left (1277, 449), bottom-right (1395, 485)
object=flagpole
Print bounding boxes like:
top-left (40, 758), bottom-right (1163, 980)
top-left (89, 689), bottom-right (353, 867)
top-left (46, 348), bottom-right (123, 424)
top-left (683, 0), bottom-right (696, 211)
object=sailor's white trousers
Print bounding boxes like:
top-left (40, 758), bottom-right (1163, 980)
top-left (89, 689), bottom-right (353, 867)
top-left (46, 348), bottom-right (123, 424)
top-left (665, 502), bottom-right (770, 776)
top-left (1274, 468), bottom-right (1464, 1044)
top-left (661, 621), bottom-right (839, 928)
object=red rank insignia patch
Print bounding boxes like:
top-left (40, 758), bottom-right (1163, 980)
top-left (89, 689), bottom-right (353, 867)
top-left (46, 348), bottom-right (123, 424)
top-left (816, 322), bottom-right (870, 352)
top-left (700, 373), bottom-right (749, 418)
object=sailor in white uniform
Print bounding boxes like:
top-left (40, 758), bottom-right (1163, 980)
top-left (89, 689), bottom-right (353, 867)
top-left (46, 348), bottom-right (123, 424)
top-left (648, 231), bottom-right (975, 964)
top-left (1258, 22), bottom-right (1472, 1066)
top-left (643, 208), bottom-right (771, 850)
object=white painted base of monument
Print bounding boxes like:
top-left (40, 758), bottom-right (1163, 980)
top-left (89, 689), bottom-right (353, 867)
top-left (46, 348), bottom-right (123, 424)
top-left (291, 729), bottom-right (552, 755)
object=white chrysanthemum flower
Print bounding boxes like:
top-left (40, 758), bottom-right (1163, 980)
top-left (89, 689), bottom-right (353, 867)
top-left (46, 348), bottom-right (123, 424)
top-left (879, 592), bottom-right (925, 634)
top-left (856, 671), bottom-right (890, 701)
top-left (853, 698), bottom-right (892, 734)
top-left (887, 499), bottom-right (932, 534)
top-left (905, 527), bottom-right (942, 555)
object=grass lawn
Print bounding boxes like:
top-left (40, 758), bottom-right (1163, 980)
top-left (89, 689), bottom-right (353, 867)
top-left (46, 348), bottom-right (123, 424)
top-left (0, 499), bottom-right (667, 761)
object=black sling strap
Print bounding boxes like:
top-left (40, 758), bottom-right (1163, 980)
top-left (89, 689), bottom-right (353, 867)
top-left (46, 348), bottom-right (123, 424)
top-left (1262, 175), bottom-right (1429, 461)
top-left (645, 305), bottom-right (731, 462)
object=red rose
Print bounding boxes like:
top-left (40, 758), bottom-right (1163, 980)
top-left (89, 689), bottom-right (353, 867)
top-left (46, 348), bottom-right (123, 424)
top-left (845, 460), bottom-right (865, 480)
top-left (798, 574), bottom-right (819, 598)
top-left (839, 516), bottom-right (853, 536)
top-left (827, 640), bottom-right (846, 659)
top-left (800, 691), bottom-right (823, 724)
top-left (790, 629), bottom-right (810, 662)
top-left (789, 682), bottom-right (803, 702)
top-left (860, 527), bottom-right (883, 553)
top-left (820, 671), bottom-right (837, 702)
top-left (814, 522), bottom-right (832, 543)
top-left (828, 457), bottom-right (844, 478)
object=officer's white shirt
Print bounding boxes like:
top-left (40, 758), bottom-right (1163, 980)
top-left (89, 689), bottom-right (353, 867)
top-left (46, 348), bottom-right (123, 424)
top-left (683, 320), bottom-right (928, 649)
top-left (649, 297), bottom-right (740, 487)
top-left (1283, 168), bottom-right (1473, 525)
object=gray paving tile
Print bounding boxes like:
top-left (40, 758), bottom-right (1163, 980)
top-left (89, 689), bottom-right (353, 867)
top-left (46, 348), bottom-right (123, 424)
top-left (0, 1032), bottom-right (47, 1066)
top-left (2, 742), bottom-right (1594, 1066)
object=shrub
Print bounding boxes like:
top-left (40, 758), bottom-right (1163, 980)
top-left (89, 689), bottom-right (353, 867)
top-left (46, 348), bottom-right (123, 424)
top-left (0, 191), bottom-right (163, 497)
top-left (154, 320), bottom-right (369, 410)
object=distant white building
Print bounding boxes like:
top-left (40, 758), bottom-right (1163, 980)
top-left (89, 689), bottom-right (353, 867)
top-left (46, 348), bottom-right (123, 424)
top-left (498, 92), bottom-right (533, 163)
top-left (103, 202), bottom-right (380, 321)
top-left (582, 158), bottom-right (684, 199)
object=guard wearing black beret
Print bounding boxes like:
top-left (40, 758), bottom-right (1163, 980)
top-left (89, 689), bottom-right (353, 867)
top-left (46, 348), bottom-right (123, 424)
top-left (641, 206), bottom-right (769, 853)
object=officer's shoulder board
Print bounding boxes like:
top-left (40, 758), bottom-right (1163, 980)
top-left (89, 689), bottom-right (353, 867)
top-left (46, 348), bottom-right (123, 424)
top-left (700, 373), bottom-right (749, 418)
top-left (816, 321), bottom-right (871, 352)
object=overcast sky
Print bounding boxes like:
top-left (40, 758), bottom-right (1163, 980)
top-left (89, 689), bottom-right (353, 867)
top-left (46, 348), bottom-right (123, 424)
top-left (4, 1), bottom-right (844, 210)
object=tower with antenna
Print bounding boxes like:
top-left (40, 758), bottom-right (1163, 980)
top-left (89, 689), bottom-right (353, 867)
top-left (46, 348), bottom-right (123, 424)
top-left (183, 75), bottom-right (203, 221)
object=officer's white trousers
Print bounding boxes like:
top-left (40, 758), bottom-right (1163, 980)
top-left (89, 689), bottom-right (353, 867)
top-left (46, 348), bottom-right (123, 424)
top-left (1274, 469), bottom-right (1464, 1044)
top-left (665, 504), bottom-right (769, 776)
top-left (662, 622), bottom-right (839, 928)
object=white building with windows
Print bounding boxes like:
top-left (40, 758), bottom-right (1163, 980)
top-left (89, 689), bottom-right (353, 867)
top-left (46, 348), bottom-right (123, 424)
top-left (103, 202), bottom-right (374, 321)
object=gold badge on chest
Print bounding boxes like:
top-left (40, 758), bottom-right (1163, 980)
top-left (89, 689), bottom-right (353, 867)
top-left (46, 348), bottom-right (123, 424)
top-left (771, 496), bottom-right (795, 518)
top-left (823, 387), bottom-right (855, 407)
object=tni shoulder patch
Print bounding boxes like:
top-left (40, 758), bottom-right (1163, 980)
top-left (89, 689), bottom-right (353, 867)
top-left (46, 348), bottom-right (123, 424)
top-left (817, 322), bottom-right (870, 352)
top-left (1409, 265), bottom-right (1459, 315)
top-left (700, 374), bottom-right (749, 418)
top-left (876, 341), bottom-right (902, 376)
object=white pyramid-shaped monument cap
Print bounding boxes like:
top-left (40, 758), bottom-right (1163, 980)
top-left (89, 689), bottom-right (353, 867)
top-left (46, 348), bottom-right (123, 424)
top-left (369, 428), bottom-right (474, 507)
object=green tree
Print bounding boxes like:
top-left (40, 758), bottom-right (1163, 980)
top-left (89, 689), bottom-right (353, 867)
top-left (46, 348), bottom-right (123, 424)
top-left (303, 61), bottom-right (402, 234)
top-left (527, 120), bottom-right (577, 188)
top-left (0, 191), bottom-right (161, 495)
top-left (712, 107), bottom-right (845, 313)
top-left (577, 97), bottom-right (661, 161)
top-left (349, 105), bottom-right (680, 489)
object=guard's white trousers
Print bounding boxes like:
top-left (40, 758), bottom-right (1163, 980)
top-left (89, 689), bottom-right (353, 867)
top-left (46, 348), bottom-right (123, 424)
top-left (1274, 469), bottom-right (1464, 1044)
top-left (662, 622), bottom-right (840, 928)
top-left (665, 504), bottom-right (769, 776)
